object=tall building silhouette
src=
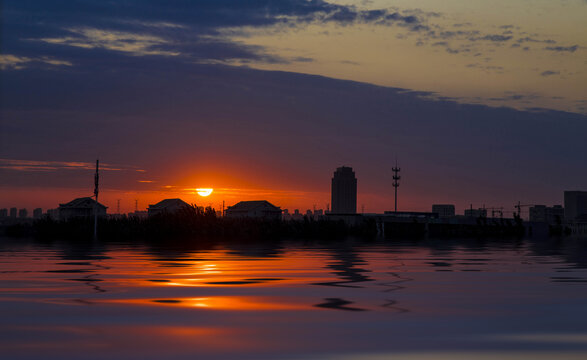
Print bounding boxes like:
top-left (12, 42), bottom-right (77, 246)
top-left (564, 191), bottom-right (587, 222)
top-left (331, 166), bottom-right (357, 214)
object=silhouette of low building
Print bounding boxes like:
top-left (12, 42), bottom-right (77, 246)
top-left (59, 197), bottom-right (107, 220)
top-left (225, 200), bottom-right (282, 219)
top-left (148, 198), bottom-right (191, 217)
top-left (128, 210), bottom-right (148, 219)
top-left (382, 211), bottom-right (438, 219)
top-left (33, 208), bottom-right (43, 219)
top-left (291, 209), bottom-right (304, 221)
top-left (464, 208), bottom-right (487, 218)
top-left (432, 204), bottom-right (455, 218)
top-left (47, 208), bottom-right (59, 220)
top-left (529, 205), bottom-right (564, 224)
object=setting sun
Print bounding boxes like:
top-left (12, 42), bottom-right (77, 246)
top-left (196, 188), bottom-right (213, 197)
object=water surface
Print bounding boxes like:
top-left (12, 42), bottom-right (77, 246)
top-left (1, 237), bottom-right (586, 359)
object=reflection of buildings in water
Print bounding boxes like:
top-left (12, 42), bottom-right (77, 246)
top-left (312, 245), bottom-right (372, 288)
top-left (379, 252), bottom-right (412, 313)
top-left (312, 245), bottom-right (410, 312)
top-left (225, 243), bottom-right (285, 259)
top-left (381, 299), bottom-right (409, 313)
top-left (52, 248), bottom-right (110, 294)
top-left (527, 237), bottom-right (587, 270)
top-left (67, 275), bottom-right (106, 293)
top-left (311, 246), bottom-right (372, 312)
top-left (315, 298), bottom-right (367, 311)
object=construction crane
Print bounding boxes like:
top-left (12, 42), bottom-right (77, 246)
top-left (515, 201), bottom-right (534, 217)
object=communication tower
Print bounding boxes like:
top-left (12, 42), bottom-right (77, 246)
top-left (392, 160), bottom-right (401, 213)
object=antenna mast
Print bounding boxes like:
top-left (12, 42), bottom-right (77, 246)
top-left (392, 159), bottom-right (401, 213)
top-left (93, 159), bottom-right (99, 240)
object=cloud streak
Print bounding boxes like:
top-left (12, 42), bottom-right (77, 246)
top-left (0, 159), bottom-right (141, 172)
top-left (0, 54), bottom-right (72, 70)
top-left (3, 0), bottom-right (437, 68)
top-left (36, 28), bottom-right (181, 57)
top-left (544, 45), bottom-right (579, 53)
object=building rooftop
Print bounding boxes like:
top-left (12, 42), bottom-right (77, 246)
top-left (227, 200), bottom-right (281, 211)
top-left (59, 197), bottom-right (107, 209)
top-left (149, 198), bottom-right (190, 209)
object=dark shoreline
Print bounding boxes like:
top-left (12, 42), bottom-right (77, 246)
top-left (0, 207), bottom-right (541, 241)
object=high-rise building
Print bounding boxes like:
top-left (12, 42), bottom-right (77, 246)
top-left (331, 166), bottom-right (357, 214)
top-left (564, 191), bottom-right (587, 222)
top-left (0, 209), bottom-right (7, 218)
top-left (10, 208), bottom-right (17, 218)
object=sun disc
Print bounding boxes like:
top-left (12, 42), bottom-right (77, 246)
top-left (196, 188), bottom-right (213, 197)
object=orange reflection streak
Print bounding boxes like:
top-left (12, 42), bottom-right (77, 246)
top-left (111, 296), bottom-right (310, 311)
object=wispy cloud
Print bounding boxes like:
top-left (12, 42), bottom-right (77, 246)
top-left (469, 34), bottom-right (513, 42)
top-left (517, 37), bottom-right (556, 44)
top-left (0, 54), bottom-right (72, 70)
top-left (544, 45), bottom-right (579, 53)
top-left (36, 28), bottom-right (180, 57)
top-left (0, 159), bottom-right (141, 172)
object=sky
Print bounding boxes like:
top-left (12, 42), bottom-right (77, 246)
top-left (1, 0), bottom-right (586, 215)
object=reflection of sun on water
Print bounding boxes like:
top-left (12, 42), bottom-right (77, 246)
top-left (196, 188), bottom-right (213, 197)
top-left (113, 296), bottom-right (309, 311)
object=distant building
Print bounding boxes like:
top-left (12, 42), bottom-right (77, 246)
top-left (564, 191), bottom-right (587, 222)
top-left (432, 204), bottom-right (455, 218)
top-left (314, 209), bottom-right (324, 216)
top-left (18, 208), bottom-right (28, 218)
top-left (33, 208), bottom-right (43, 219)
top-left (10, 208), bottom-right (17, 218)
top-left (291, 209), bottom-right (304, 221)
top-left (225, 200), bottom-right (282, 220)
top-left (59, 197), bottom-right (107, 220)
top-left (46, 209), bottom-right (59, 220)
top-left (464, 208), bottom-right (487, 218)
top-left (148, 198), bottom-right (191, 217)
top-left (0, 209), bottom-right (7, 218)
top-left (331, 166), bottom-right (357, 214)
top-left (529, 205), bottom-right (564, 224)
top-left (383, 211), bottom-right (438, 219)
top-left (128, 210), bottom-right (148, 219)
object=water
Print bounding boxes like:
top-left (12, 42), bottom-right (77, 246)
top-left (1, 237), bottom-right (587, 359)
